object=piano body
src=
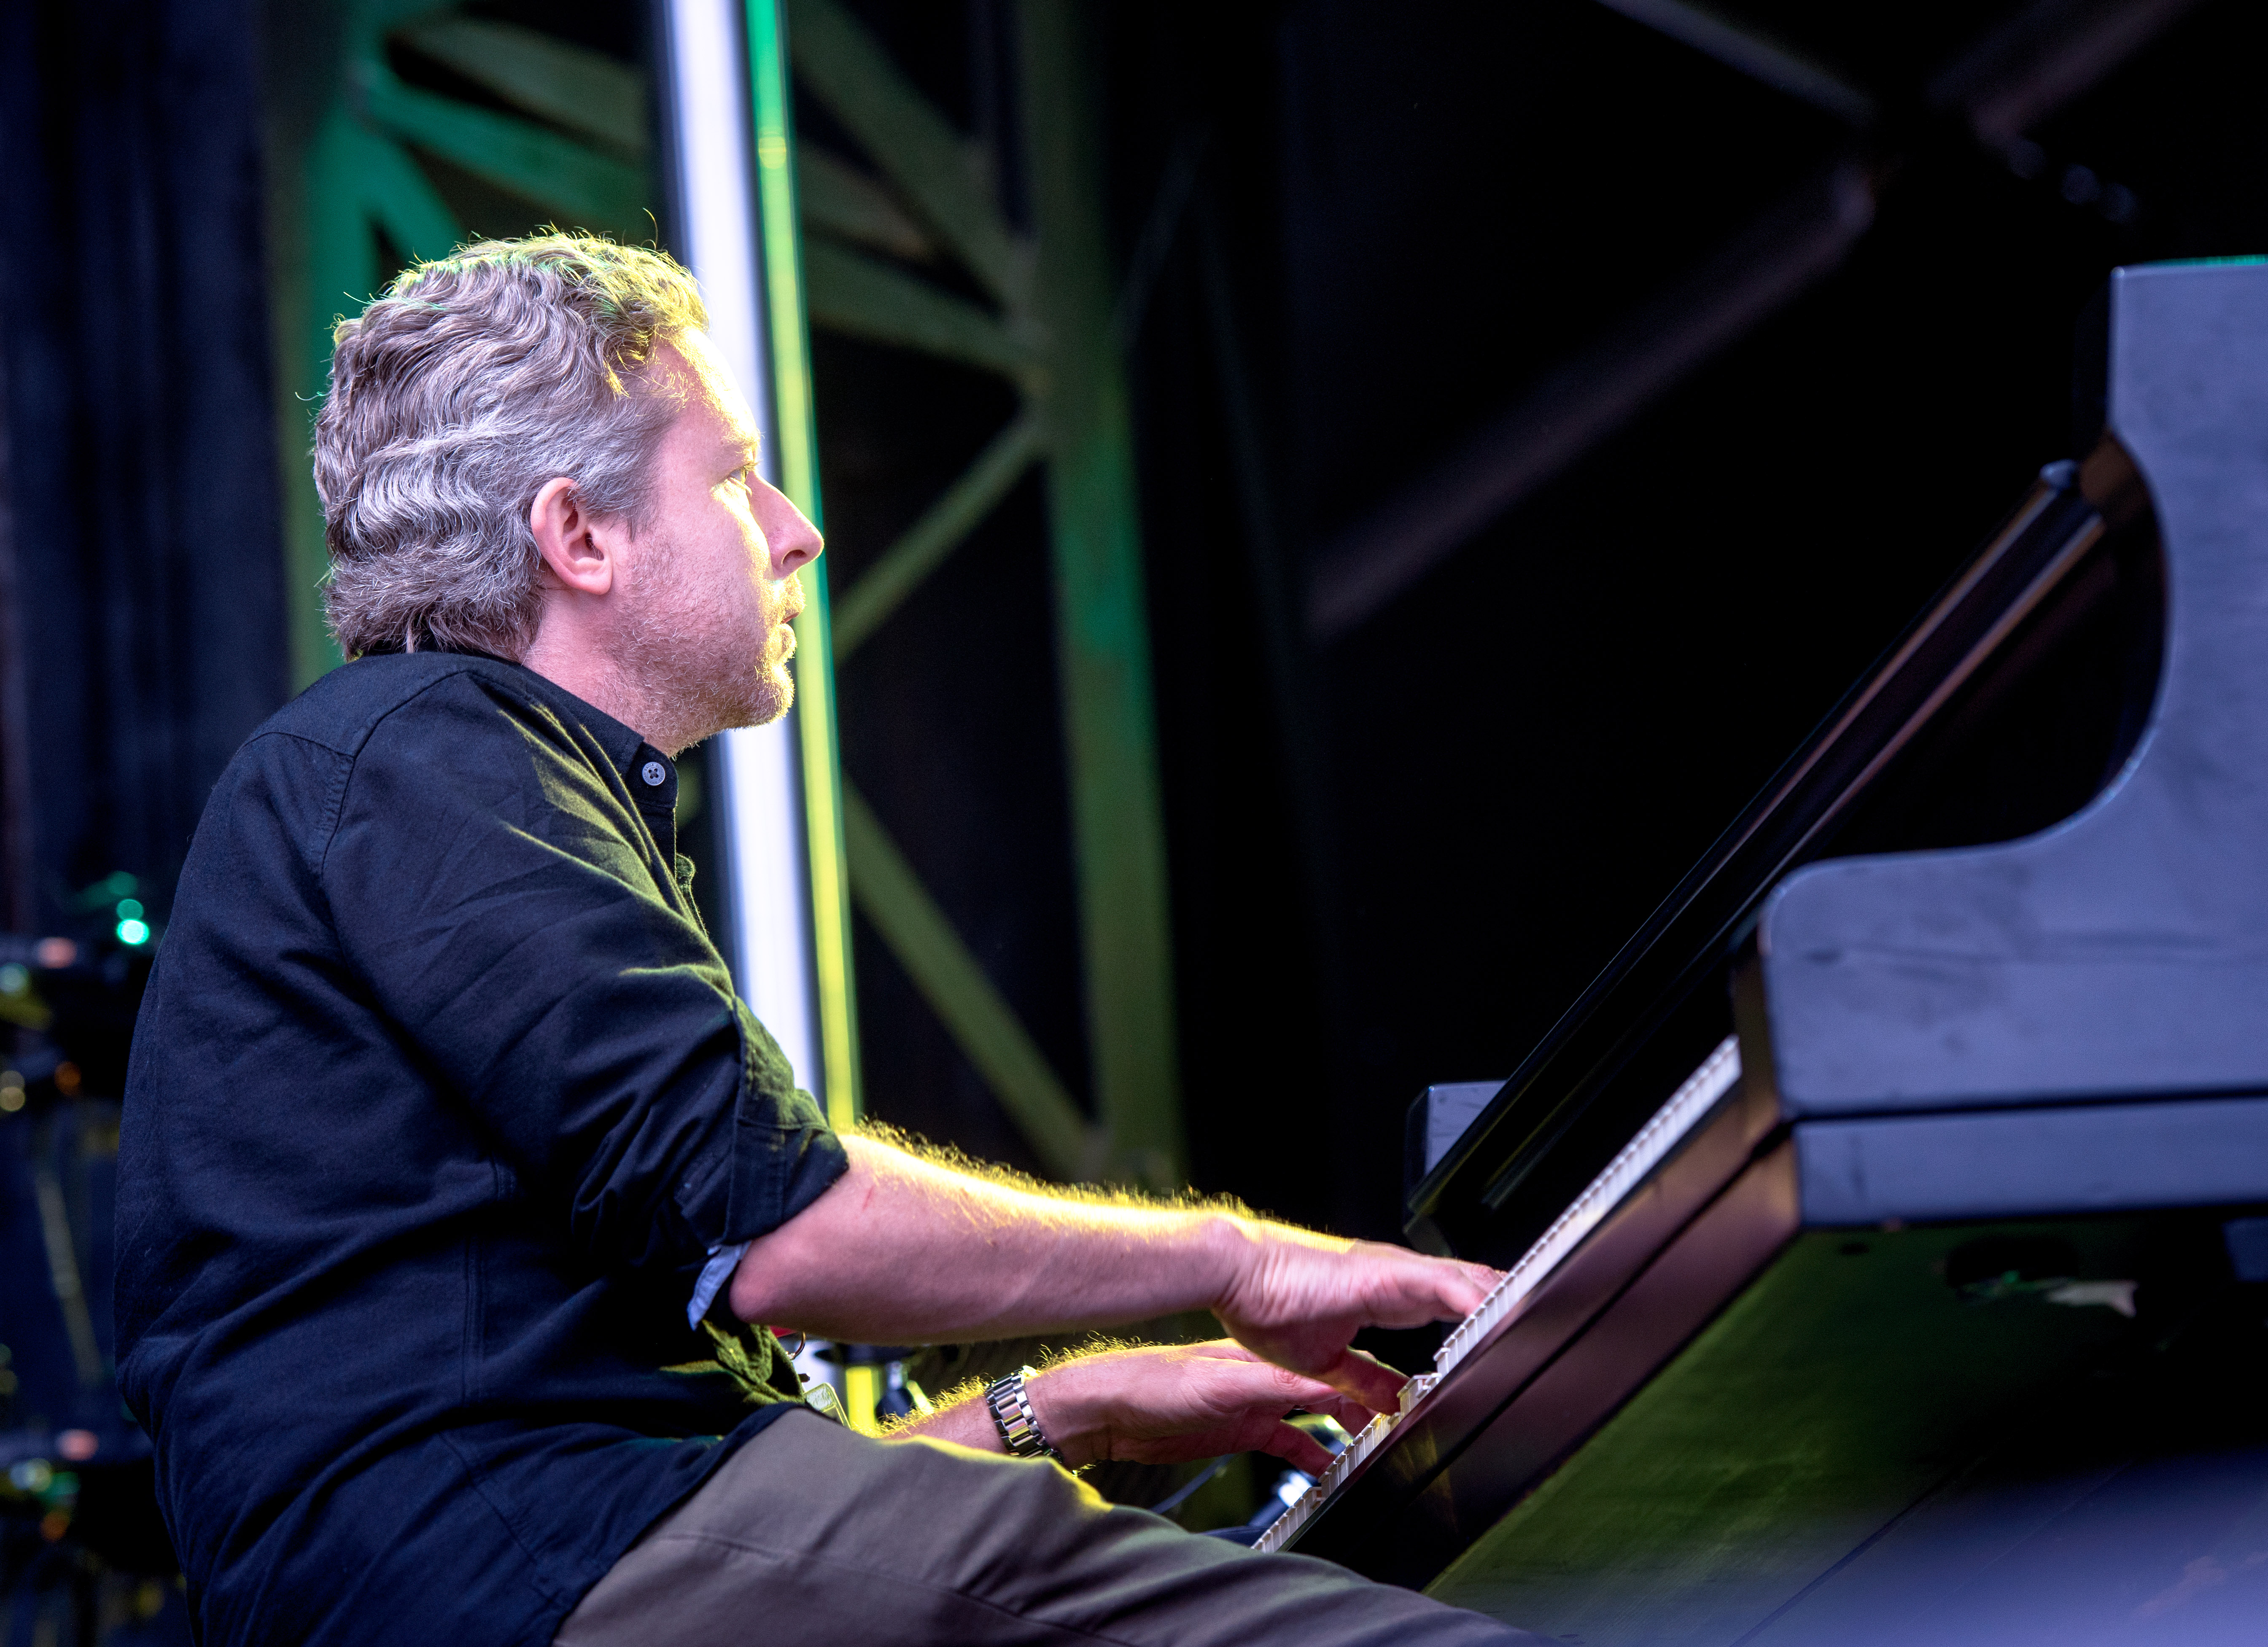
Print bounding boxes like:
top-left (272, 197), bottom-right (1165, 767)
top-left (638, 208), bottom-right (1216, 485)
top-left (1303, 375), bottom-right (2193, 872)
top-left (1265, 260), bottom-right (2268, 1644)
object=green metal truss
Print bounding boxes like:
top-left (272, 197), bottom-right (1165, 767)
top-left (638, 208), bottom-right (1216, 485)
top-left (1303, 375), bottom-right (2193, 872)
top-left (787, 0), bottom-right (1185, 1189)
top-left (745, 0), bottom-right (863, 1136)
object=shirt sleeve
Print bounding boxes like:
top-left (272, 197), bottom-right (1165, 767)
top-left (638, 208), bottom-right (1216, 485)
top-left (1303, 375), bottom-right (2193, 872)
top-left (688, 1241), bottom-right (752, 1328)
top-left (317, 674), bottom-right (847, 1274)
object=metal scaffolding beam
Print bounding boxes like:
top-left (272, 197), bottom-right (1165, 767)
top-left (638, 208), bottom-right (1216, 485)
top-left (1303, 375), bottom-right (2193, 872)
top-left (1018, 0), bottom-right (1184, 1189)
top-left (790, 0), bottom-right (1184, 1187)
top-left (1309, 0), bottom-right (2209, 643)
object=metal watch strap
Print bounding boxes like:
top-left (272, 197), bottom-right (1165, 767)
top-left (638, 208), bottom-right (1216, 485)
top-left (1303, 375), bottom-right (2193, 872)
top-left (984, 1365), bottom-right (1059, 1460)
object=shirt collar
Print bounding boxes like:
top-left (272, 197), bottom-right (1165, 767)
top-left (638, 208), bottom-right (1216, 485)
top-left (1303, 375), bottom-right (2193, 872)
top-left (438, 651), bottom-right (674, 801)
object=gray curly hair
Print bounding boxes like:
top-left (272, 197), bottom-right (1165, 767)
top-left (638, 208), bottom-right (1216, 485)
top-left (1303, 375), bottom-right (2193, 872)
top-left (314, 234), bottom-right (708, 659)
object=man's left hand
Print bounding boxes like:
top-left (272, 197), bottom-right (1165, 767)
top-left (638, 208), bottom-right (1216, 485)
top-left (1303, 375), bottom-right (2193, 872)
top-left (888, 1340), bottom-right (1373, 1475)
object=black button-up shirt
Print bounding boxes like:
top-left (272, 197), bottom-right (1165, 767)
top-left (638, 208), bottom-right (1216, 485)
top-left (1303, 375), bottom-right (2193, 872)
top-left (114, 652), bottom-right (848, 1647)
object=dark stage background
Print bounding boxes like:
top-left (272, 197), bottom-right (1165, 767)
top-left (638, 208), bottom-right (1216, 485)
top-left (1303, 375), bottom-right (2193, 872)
top-left (0, 0), bottom-right (2262, 1616)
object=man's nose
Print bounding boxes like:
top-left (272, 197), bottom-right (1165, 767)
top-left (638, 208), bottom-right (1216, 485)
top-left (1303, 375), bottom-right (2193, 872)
top-left (755, 479), bottom-right (822, 576)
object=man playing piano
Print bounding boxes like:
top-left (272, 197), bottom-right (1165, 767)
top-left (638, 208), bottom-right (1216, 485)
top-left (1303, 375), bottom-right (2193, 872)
top-left (113, 235), bottom-right (1546, 1647)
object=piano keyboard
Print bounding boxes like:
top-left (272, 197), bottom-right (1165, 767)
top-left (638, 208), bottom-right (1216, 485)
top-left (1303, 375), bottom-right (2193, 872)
top-left (1254, 1035), bottom-right (1744, 1555)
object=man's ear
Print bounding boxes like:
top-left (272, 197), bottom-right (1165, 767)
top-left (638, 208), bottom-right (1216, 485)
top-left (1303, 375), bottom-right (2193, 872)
top-left (529, 476), bottom-right (622, 597)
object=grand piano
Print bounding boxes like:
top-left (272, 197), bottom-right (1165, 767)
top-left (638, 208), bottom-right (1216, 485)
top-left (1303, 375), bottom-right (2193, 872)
top-left (1258, 260), bottom-right (2268, 1644)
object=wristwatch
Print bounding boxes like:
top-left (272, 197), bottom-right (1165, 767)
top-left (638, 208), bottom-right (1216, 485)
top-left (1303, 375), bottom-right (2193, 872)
top-left (983, 1365), bottom-right (1061, 1461)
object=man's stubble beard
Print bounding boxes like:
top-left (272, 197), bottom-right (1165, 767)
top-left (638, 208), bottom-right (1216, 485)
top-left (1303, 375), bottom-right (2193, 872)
top-left (612, 529), bottom-right (795, 755)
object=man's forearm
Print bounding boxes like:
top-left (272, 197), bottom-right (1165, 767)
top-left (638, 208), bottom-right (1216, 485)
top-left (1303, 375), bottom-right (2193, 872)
top-left (733, 1132), bottom-right (1502, 1412)
top-left (729, 1134), bottom-right (1247, 1341)
top-left (881, 1391), bottom-right (998, 1454)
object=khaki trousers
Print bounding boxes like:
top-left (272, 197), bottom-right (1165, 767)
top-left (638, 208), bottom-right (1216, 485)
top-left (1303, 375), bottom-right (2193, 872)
top-left (556, 1408), bottom-right (1544, 1646)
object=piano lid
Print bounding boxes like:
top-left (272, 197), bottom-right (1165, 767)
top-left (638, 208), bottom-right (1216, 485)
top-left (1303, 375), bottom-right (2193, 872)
top-left (1407, 407), bottom-right (2155, 1263)
top-left (1762, 259), bottom-right (2268, 1115)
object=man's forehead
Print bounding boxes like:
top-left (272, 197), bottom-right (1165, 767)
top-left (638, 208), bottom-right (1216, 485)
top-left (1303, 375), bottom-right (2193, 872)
top-left (660, 331), bottom-right (762, 455)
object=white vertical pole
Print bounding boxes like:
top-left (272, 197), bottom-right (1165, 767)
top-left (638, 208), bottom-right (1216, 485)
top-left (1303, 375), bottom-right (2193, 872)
top-left (660, 0), bottom-right (821, 1108)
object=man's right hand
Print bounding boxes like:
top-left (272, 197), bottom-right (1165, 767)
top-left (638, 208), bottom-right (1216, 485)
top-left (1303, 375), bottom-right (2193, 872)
top-left (1211, 1223), bottom-right (1503, 1413)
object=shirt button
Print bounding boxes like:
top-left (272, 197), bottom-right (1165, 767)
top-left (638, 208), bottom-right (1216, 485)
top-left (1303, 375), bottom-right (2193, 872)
top-left (641, 761), bottom-right (668, 788)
